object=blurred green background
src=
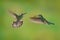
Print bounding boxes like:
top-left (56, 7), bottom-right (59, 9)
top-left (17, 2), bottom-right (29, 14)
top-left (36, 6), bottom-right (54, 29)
top-left (0, 0), bottom-right (60, 40)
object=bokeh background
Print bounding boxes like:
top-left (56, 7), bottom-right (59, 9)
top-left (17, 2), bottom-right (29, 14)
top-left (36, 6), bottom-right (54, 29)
top-left (0, 0), bottom-right (60, 40)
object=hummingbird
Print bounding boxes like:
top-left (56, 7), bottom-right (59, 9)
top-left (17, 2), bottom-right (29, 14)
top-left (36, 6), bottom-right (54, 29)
top-left (9, 10), bottom-right (26, 28)
top-left (30, 14), bottom-right (55, 25)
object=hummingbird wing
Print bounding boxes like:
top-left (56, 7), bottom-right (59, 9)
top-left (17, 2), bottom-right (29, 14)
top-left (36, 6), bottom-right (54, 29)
top-left (8, 10), bottom-right (18, 19)
top-left (42, 17), bottom-right (55, 25)
top-left (19, 13), bottom-right (27, 17)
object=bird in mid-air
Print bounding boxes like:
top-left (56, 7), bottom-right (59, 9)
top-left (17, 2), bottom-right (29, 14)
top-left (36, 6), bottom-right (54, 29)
top-left (30, 14), bottom-right (55, 25)
top-left (9, 10), bottom-right (26, 28)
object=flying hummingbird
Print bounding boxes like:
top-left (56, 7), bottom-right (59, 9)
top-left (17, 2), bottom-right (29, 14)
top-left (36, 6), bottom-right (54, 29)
top-left (30, 14), bottom-right (55, 25)
top-left (9, 10), bottom-right (26, 28)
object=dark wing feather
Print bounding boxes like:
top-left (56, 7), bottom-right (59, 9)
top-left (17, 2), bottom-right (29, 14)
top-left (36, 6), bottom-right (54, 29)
top-left (19, 13), bottom-right (27, 17)
top-left (8, 10), bottom-right (18, 18)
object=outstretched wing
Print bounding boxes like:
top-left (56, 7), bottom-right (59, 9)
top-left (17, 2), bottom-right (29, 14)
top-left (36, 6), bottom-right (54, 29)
top-left (8, 10), bottom-right (18, 18)
top-left (19, 13), bottom-right (27, 17)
